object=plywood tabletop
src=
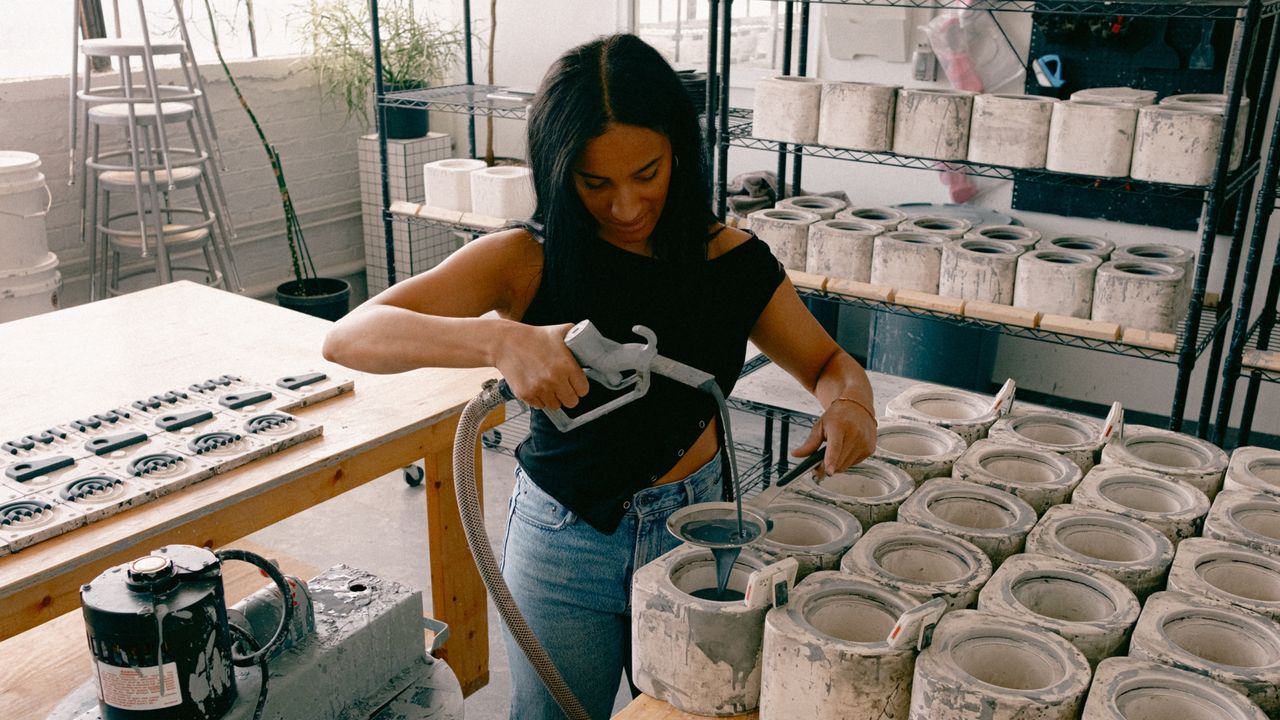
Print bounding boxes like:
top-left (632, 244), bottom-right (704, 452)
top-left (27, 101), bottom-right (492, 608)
top-left (614, 695), bottom-right (757, 720)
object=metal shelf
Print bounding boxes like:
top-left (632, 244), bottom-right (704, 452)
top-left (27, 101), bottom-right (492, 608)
top-left (764, 0), bottom-right (1277, 19)
top-left (388, 201), bottom-right (508, 235)
top-left (725, 108), bottom-right (1259, 200)
top-left (798, 288), bottom-right (1232, 362)
top-left (1242, 310), bottom-right (1280, 383)
top-left (379, 83), bottom-right (530, 119)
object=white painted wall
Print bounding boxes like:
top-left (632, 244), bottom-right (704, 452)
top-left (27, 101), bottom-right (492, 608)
top-left (724, 6), bottom-right (1279, 436)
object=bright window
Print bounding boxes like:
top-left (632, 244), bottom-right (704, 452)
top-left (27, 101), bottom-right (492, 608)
top-left (633, 0), bottom-right (799, 70)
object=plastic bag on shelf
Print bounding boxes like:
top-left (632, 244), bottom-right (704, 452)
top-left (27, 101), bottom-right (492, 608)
top-left (923, 10), bottom-right (1025, 93)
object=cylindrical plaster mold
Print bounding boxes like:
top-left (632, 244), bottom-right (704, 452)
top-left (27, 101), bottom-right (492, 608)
top-left (1203, 490), bottom-right (1280, 557)
top-left (749, 496), bottom-right (863, 580)
top-left (1113, 243), bottom-right (1196, 326)
top-left (1071, 87), bottom-right (1158, 106)
top-left (839, 521), bottom-right (992, 611)
top-left (817, 81), bottom-right (898, 152)
top-left (892, 88), bottom-right (976, 161)
top-left (1013, 249), bottom-right (1102, 320)
top-left (1039, 234), bottom-right (1116, 260)
top-left (1025, 505), bottom-right (1175, 600)
top-left (872, 419), bottom-right (968, 485)
top-left (870, 232), bottom-right (949, 293)
top-left (1161, 93), bottom-right (1250, 171)
top-left (978, 552), bottom-right (1141, 667)
top-left (898, 215), bottom-right (973, 240)
top-left (897, 478), bottom-right (1038, 568)
top-left (1071, 464), bottom-right (1210, 545)
top-left (1083, 656), bottom-right (1270, 720)
top-left (752, 76), bottom-right (823, 145)
top-left (885, 383), bottom-right (1003, 445)
top-left (1129, 590), bottom-right (1280, 718)
top-left (1100, 425), bottom-right (1229, 499)
top-left (748, 207), bottom-right (821, 271)
top-left (632, 545), bottom-right (773, 715)
top-left (805, 219), bottom-right (880, 281)
top-left (790, 457), bottom-right (915, 529)
top-left (1226, 446), bottom-right (1280, 496)
top-left (939, 239), bottom-right (1021, 304)
top-left (1169, 537), bottom-right (1280, 624)
top-left (967, 94), bottom-right (1057, 169)
top-left (953, 440), bottom-right (1084, 515)
top-left (837, 205), bottom-right (908, 231)
top-left (760, 571), bottom-right (918, 720)
top-left (966, 224), bottom-right (1042, 251)
top-left (1091, 260), bottom-right (1187, 335)
top-left (988, 410), bottom-right (1105, 474)
top-left (1046, 100), bottom-right (1139, 177)
top-left (1131, 104), bottom-right (1225, 186)
top-left (777, 195), bottom-right (847, 220)
top-left (908, 609), bottom-right (1091, 720)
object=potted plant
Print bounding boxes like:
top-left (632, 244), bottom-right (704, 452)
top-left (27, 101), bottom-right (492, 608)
top-left (203, 0), bottom-right (351, 320)
top-left (303, 0), bottom-right (463, 139)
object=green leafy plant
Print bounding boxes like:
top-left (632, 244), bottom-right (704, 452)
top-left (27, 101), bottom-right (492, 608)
top-left (302, 0), bottom-right (464, 127)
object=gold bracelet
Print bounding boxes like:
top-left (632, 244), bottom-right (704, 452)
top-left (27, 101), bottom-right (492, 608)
top-left (830, 395), bottom-right (877, 422)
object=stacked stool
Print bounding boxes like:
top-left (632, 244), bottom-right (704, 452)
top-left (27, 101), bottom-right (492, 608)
top-left (70, 2), bottom-right (241, 298)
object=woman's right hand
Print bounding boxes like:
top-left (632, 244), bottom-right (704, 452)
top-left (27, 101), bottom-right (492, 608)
top-left (494, 322), bottom-right (591, 410)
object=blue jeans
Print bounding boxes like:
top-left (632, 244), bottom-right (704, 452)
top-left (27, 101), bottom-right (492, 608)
top-left (499, 457), bottom-right (724, 720)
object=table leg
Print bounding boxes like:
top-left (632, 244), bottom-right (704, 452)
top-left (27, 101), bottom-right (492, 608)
top-left (425, 416), bottom-right (491, 698)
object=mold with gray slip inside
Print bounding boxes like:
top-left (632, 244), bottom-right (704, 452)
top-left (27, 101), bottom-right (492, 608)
top-left (966, 224), bottom-right (1042, 251)
top-left (836, 205), bottom-right (907, 231)
top-left (892, 88), bottom-right (976, 162)
top-left (1168, 537), bottom-right (1280, 624)
top-left (953, 440), bottom-right (1083, 516)
top-left (872, 418), bottom-right (967, 486)
top-left (870, 231), bottom-right (949, 293)
top-left (896, 478), bottom-right (1037, 568)
top-left (760, 571), bottom-right (919, 720)
top-left (1025, 505), bottom-right (1174, 600)
top-left (977, 552), bottom-right (1140, 667)
top-left (1203, 489), bottom-right (1280, 556)
top-left (885, 384), bottom-right (1003, 446)
top-left (817, 81), bottom-right (898, 152)
top-left (898, 215), bottom-right (973, 240)
top-left (966, 94), bottom-right (1057, 169)
top-left (1091, 260), bottom-right (1186, 334)
top-left (1038, 234), bottom-right (1116, 260)
top-left (1071, 464), bottom-right (1210, 545)
top-left (839, 521), bottom-right (992, 611)
top-left (1225, 446), bottom-right (1280, 496)
top-left (632, 544), bottom-right (773, 716)
top-left (790, 457), bottom-right (914, 529)
top-left (908, 609), bottom-right (1092, 720)
top-left (988, 410), bottom-right (1105, 474)
top-left (748, 207), bottom-right (821, 272)
top-left (1130, 104), bottom-right (1224, 186)
top-left (1013, 249), bottom-right (1102, 320)
top-left (938, 239), bottom-right (1022, 305)
top-left (1101, 424), bottom-right (1229, 499)
top-left (1129, 590), bottom-right (1280, 718)
top-left (748, 495), bottom-right (862, 580)
top-left (804, 218), bottom-right (880, 281)
top-left (776, 195), bottom-right (847, 220)
top-left (1082, 656), bottom-right (1270, 720)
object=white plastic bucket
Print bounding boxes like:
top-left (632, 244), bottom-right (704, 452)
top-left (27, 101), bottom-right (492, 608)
top-left (0, 151), bottom-right (53, 271)
top-left (0, 252), bottom-right (61, 323)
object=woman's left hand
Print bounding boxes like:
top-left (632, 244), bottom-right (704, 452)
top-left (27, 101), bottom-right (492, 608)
top-left (790, 398), bottom-right (878, 477)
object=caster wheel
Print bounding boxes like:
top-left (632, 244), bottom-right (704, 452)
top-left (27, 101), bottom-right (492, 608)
top-left (403, 465), bottom-right (424, 487)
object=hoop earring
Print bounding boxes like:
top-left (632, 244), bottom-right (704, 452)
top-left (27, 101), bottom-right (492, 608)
top-left (673, 155), bottom-right (680, 169)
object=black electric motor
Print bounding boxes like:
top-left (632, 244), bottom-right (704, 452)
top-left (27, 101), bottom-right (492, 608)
top-left (80, 545), bottom-right (292, 720)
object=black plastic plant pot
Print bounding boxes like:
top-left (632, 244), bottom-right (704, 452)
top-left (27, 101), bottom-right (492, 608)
top-left (383, 80), bottom-right (429, 139)
top-left (275, 277), bottom-right (351, 321)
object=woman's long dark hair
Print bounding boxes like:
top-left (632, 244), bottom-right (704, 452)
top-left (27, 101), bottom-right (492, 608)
top-left (524, 33), bottom-right (715, 309)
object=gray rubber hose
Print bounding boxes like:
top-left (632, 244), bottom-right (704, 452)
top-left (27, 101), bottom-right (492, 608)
top-left (453, 379), bottom-right (592, 720)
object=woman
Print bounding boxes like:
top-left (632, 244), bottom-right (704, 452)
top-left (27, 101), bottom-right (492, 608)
top-left (323, 33), bottom-right (877, 720)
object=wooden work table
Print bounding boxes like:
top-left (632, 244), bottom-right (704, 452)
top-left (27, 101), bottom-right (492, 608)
top-left (0, 281), bottom-right (500, 717)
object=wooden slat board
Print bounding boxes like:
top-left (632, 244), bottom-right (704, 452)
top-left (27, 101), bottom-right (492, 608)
top-left (614, 695), bottom-right (757, 720)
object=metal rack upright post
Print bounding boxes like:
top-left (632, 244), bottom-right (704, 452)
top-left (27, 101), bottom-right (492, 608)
top-left (709, 0), bottom-right (1280, 437)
